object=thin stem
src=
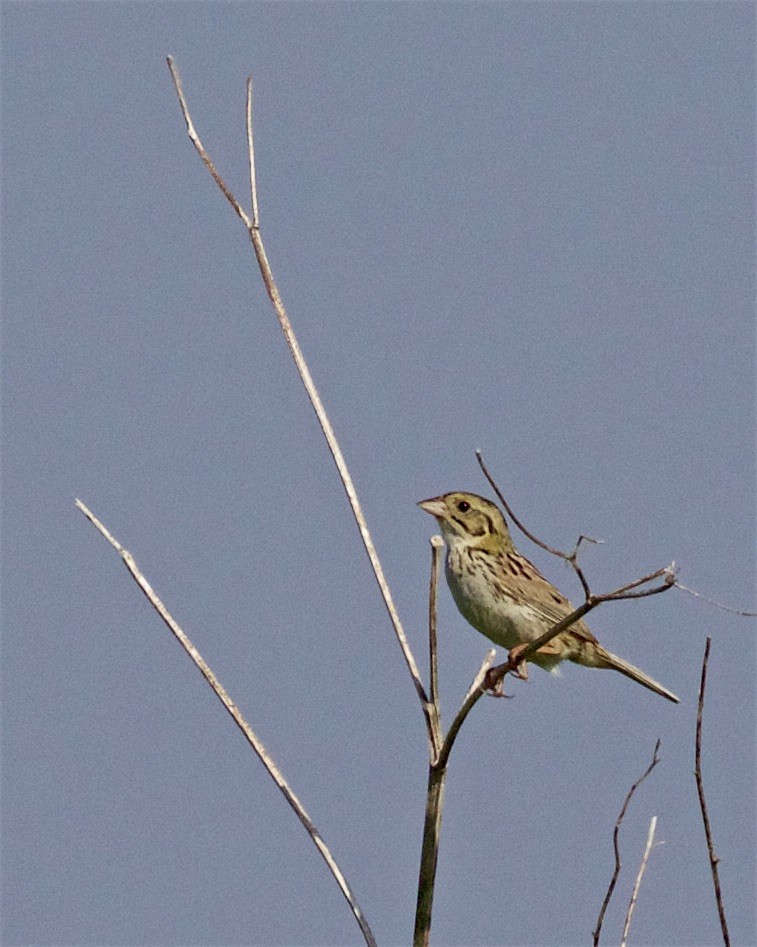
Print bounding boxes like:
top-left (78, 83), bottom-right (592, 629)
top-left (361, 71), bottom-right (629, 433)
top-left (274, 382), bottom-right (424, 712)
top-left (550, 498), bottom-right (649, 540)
top-left (428, 536), bottom-right (444, 745)
top-left (246, 77), bottom-right (260, 228)
top-left (477, 450), bottom-right (567, 559)
top-left (603, 565), bottom-right (675, 599)
top-left (695, 638), bottom-right (731, 946)
top-left (413, 764), bottom-right (447, 947)
top-left (593, 739), bottom-right (661, 947)
top-left (675, 581), bottom-right (757, 617)
top-left (435, 651), bottom-right (495, 772)
top-left (483, 600), bottom-right (595, 696)
top-left (166, 57), bottom-right (253, 230)
top-left (75, 499), bottom-right (377, 947)
top-left (620, 816), bottom-right (660, 947)
top-left (166, 58), bottom-right (436, 752)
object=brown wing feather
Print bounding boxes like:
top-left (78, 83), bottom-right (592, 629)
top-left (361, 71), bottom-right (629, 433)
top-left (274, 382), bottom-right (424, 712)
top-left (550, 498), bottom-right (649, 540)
top-left (502, 551), bottom-right (599, 644)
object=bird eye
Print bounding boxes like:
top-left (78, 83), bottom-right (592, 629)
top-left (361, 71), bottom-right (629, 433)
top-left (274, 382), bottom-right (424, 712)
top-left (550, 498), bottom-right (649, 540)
top-left (457, 500), bottom-right (470, 513)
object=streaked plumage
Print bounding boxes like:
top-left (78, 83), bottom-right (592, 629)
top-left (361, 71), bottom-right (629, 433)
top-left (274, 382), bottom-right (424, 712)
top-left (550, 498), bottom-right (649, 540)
top-left (419, 491), bottom-right (679, 703)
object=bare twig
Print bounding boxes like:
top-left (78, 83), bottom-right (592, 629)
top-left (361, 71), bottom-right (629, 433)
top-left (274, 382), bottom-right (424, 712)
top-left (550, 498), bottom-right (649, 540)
top-left (166, 58), bottom-right (437, 752)
top-left (477, 451), bottom-right (679, 608)
top-left (435, 650), bottom-right (496, 773)
top-left (477, 450), bottom-right (564, 559)
top-left (593, 739), bottom-right (661, 947)
top-left (695, 638), bottom-right (731, 946)
top-left (414, 646), bottom-right (495, 947)
top-left (474, 453), bottom-right (676, 695)
top-left (75, 499), bottom-right (377, 947)
top-left (484, 600), bottom-right (594, 695)
top-left (428, 536), bottom-right (445, 741)
top-left (166, 58), bottom-right (254, 230)
top-left (620, 816), bottom-right (661, 947)
top-left (477, 450), bottom-right (594, 597)
top-left (675, 581), bottom-right (756, 618)
top-left (413, 761), bottom-right (447, 947)
top-left (245, 77), bottom-right (259, 228)
top-left (603, 565), bottom-right (676, 600)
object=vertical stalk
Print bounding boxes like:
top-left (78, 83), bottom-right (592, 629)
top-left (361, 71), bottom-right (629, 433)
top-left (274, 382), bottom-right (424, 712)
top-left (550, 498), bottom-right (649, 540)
top-left (413, 762), bottom-right (447, 947)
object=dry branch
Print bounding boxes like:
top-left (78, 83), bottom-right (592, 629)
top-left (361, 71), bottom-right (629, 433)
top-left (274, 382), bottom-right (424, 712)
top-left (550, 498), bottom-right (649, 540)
top-left (593, 740), bottom-right (661, 947)
top-left (165, 57), bottom-right (439, 757)
top-left (620, 816), bottom-right (660, 947)
top-left (75, 499), bottom-right (377, 947)
top-left (695, 637), bottom-right (731, 946)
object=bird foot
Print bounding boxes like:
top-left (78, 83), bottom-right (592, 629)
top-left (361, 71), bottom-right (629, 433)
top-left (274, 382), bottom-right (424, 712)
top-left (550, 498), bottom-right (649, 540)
top-left (484, 668), bottom-right (514, 698)
top-left (507, 644), bottom-right (530, 681)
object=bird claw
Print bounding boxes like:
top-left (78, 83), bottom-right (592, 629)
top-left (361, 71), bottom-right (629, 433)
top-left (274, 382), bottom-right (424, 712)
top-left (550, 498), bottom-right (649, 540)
top-left (485, 674), bottom-right (513, 699)
top-left (508, 644), bottom-right (530, 681)
top-left (484, 663), bottom-right (519, 698)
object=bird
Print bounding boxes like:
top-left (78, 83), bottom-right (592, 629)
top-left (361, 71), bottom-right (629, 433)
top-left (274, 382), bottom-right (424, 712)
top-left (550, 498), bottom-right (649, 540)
top-left (418, 491), bottom-right (679, 703)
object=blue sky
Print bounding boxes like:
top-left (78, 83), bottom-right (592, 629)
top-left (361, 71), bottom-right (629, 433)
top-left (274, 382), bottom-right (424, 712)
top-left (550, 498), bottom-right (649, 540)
top-left (3, 4), bottom-right (754, 945)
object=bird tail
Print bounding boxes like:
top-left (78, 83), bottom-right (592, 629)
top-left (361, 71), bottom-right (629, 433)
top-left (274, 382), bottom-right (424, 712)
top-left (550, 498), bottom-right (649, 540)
top-left (596, 647), bottom-right (680, 704)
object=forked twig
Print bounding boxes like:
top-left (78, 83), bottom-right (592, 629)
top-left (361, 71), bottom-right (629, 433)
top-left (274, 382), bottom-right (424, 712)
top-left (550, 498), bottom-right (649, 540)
top-left (620, 816), bottom-right (661, 947)
top-left (473, 453), bottom-right (676, 697)
top-left (695, 638), bottom-right (731, 946)
top-left (477, 450), bottom-right (595, 597)
top-left (165, 57), bottom-right (437, 753)
top-left (414, 537), bottom-right (492, 947)
top-left (75, 499), bottom-right (377, 947)
top-left (485, 444), bottom-right (754, 622)
top-left (477, 450), bottom-right (677, 607)
top-left (482, 559), bottom-right (675, 697)
top-left (593, 739), bottom-right (661, 947)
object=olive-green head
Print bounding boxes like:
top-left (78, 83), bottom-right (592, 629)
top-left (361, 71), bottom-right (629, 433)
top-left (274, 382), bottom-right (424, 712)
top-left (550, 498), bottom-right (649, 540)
top-left (418, 491), bottom-right (513, 553)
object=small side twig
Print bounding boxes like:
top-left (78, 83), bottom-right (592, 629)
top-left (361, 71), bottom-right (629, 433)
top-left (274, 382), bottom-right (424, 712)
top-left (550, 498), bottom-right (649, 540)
top-left (593, 739), bottom-right (661, 947)
top-left (695, 638), bottom-right (731, 946)
top-left (75, 499), bottom-right (377, 947)
top-left (675, 581), bottom-right (756, 618)
top-left (435, 650), bottom-right (496, 773)
top-left (620, 816), bottom-right (661, 947)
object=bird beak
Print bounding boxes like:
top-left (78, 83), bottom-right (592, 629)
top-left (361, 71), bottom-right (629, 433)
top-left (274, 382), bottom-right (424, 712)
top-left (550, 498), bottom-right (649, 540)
top-left (418, 497), bottom-right (447, 518)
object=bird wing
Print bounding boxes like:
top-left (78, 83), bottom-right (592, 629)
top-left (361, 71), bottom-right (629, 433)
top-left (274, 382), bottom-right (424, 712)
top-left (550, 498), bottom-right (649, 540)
top-left (502, 551), bottom-right (599, 644)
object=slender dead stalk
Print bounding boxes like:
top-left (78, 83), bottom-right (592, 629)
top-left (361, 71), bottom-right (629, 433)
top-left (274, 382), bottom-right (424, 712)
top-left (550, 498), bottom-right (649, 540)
top-left (593, 740), bottom-right (661, 947)
top-left (620, 816), bottom-right (660, 947)
top-left (165, 57), bottom-right (438, 754)
top-left (413, 763), bottom-right (447, 947)
top-left (695, 638), bottom-right (731, 946)
top-left (75, 499), bottom-right (377, 947)
top-left (412, 540), bottom-right (494, 947)
top-left (245, 78), bottom-right (259, 229)
top-left (427, 536), bottom-right (444, 738)
top-left (412, 655), bottom-right (496, 947)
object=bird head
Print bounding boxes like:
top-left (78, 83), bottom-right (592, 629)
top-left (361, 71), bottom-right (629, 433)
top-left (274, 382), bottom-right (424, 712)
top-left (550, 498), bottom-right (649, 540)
top-left (418, 492), bottom-right (513, 553)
